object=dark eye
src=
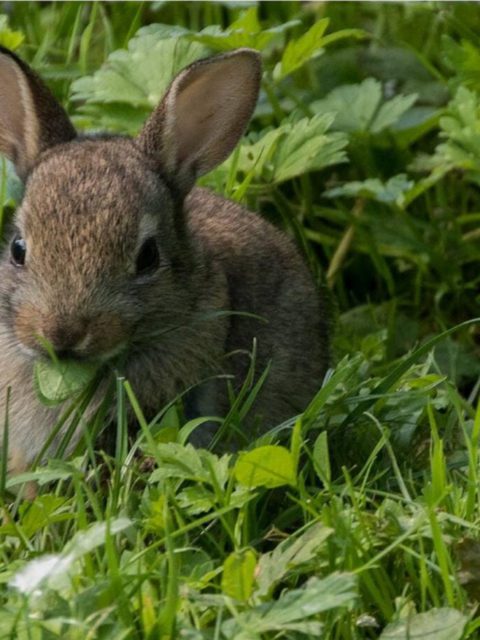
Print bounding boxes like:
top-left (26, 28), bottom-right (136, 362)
top-left (135, 237), bottom-right (159, 276)
top-left (10, 235), bottom-right (26, 267)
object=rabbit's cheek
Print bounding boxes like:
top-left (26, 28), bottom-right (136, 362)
top-left (81, 313), bottom-right (128, 359)
top-left (13, 303), bottom-right (42, 352)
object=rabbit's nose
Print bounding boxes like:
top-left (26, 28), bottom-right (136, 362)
top-left (40, 317), bottom-right (89, 359)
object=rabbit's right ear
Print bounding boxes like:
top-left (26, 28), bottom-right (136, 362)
top-left (0, 46), bottom-right (77, 180)
top-left (137, 48), bottom-right (261, 196)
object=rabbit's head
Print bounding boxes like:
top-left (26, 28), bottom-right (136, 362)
top-left (0, 46), bottom-right (261, 362)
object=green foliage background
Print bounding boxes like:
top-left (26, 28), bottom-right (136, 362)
top-left (1, 2), bottom-right (480, 638)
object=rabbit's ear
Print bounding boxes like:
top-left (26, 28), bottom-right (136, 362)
top-left (0, 46), bottom-right (77, 180)
top-left (137, 48), bottom-right (261, 195)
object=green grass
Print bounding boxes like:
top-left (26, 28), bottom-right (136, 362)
top-left (1, 1), bottom-right (480, 638)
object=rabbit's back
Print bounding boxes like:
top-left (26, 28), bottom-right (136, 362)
top-left (185, 188), bottom-right (330, 428)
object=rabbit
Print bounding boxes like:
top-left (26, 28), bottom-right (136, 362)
top-left (0, 44), bottom-right (330, 478)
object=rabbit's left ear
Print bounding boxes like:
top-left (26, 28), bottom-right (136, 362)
top-left (136, 48), bottom-right (261, 196)
top-left (0, 46), bottom-right (77, 180)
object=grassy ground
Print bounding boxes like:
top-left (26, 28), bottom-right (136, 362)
top-left (1, 1), bottom-right (480, 638)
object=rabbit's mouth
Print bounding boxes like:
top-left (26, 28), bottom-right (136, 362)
top-left (14, 303), bottom-right (131, 364)
top-left (47, 340), bottom-right (128, 366)
top-left (17, 339), bottom-right (128, 366)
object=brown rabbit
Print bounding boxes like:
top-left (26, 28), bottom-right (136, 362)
top-left (0, 45), bottom-right (330, 476)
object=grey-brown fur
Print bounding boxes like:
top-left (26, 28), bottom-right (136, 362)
top-left (0, 46), bottom-right (329, 475)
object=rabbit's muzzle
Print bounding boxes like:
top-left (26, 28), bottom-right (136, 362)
top-left (14, 304), bottom-right (128, 362)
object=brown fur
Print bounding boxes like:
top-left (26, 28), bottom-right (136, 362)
top-left (0, 46), bottom-right (330, 472)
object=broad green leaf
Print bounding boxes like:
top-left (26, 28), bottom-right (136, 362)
top-left (290, 416), bottom-right (302, 475)
top-left (312, 79), bottom-right (417, 134)
top-left (221, 548), bottom-right (257, 601)
top-left (313, 431), bottom-right (331, 483)
top-left (222, 573), bottom-right (357, 637)
top-left (379, 608), bottom-right (468, 640)
top-left (234, 445), bottom-right (296, 488)
top-left (34, 359), bottom-right (99, 406)
top-left (255, 522), bottom-right (333, 597)
top-left (0, 15), bottom-right (24, 50)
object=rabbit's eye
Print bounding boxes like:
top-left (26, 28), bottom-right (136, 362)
top-left (10, 236), bottom-right (26, 267)
top-left (135, 237), bottom-right (159, 276)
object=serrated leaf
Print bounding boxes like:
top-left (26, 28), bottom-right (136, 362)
top-left (379, 608), bottom-right (467, 639)
top-left (191, 7), bottom-right (298, 52)
top-left (234, 445), bottom-right (296, 488)
top-left (221, 548), bottom-right (257, 601)
top-left (71, 24), bottom-right (211, 131)
top-left (325, 174), bottom-right (414, 208)
top-left (177, 486), bottom-right (215, 516)
top-left (148, 443), bottom-right (204, 482)
top-left (34, 359), bottom-right (98, 406)
top-left (271, 113), bottom-right (348, 183)
top-left (371, 93), bottom-right (418, 134)
top-left (0, 157), bottom-right (23, 208)
top-left (255, 522), bottom-right (333, 597)
top-left (149, 443), bottom-right (231, 489)
top-left (412, 86), bottom-right (480, 182)
top-left (274, 17), bottom-right (329, 80)
top-left (0, 494), bottom-right (70, 539)
top-left (208, 113), bottom-right (348, 188)
top-left (443, 34), bottom-right (480, 93)
top-left (274, 18), bottom-right (365, 80)
top-left (312, 79), bottom-right (417, 134)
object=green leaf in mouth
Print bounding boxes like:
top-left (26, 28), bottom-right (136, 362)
top-left (34, 359), bottom-right (100, 406)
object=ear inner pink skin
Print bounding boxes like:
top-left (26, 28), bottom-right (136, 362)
top-left (137, 48), bottom-right (261, 194)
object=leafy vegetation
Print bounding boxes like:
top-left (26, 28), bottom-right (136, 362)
top-left (1, 1), bottom-right (480, 638)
